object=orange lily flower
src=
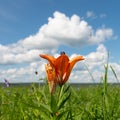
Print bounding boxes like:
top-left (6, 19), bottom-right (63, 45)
top-left (40, 52), bottom-right (84, 88)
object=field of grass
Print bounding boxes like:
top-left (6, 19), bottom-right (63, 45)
top-left (0, 82), bottom-right (120, 120)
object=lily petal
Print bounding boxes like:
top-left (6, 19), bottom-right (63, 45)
top-left (70, 56), bottom-right (84, 71)
top-left (40, 54), bottom-right (56, 67)
top-left (55, 54), bottom-right (69, 83)
top-left (62, 56), bottom-right (84, 84)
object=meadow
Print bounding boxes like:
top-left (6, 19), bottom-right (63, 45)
top-left (0, 65), bottom-right (120, 120)
top-left (0, 83), bottom-right (120, 120)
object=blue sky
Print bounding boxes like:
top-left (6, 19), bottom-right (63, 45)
top-left (0, 0), bottom-right (120, 83)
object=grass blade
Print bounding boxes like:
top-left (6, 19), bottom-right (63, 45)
top-left (110, 65), bottom-right (119, 83)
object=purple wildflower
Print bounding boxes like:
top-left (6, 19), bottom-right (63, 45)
top-left (4, 79), bottom-right (10, 87)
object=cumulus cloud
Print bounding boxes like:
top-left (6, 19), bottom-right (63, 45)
top-left (85, 44), bottom-right (108, 68)
top-left (0, 48), bottom-right (41, 65)
top-left (19, 33), bottom-right (60, 50)
top-left (89, 28), bottom-right (113, 45)
top-left (40, 11), bottom-right (113, 47)
top-left (0, 11), bottom-right (114, 65)
top-left (0, 61), bottom-right (45, 83)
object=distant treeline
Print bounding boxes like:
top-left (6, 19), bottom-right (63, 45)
top-left (0, 82), bottom-right (120, 87)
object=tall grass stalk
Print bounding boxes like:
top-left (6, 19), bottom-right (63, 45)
top-left (102, 63), bottom-right (109, 120)
top-left (83, 62), bottom-right (95, 83)
top-left (101, 52), bottom-right (110, 120)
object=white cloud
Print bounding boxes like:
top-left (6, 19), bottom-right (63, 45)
top-left (86, 11), bottom-right (107, 19)
top-left (85, 44), bottom-right (108, 67)
top-left (78, 44), bottom-right (107, 82)
top-left (0, 48), bottom-right (41, 65)
top-left (0, 11), bottom-right (114, 65)
top-left (0, 61), bottom-right (45, 83)
top-left (19, 33), bottom-right (60, 50)
top-left (89, 28), bottom-right (113, 44)
top-left (40, 11), bottom-right (113, 47)
top-left (0, 44), bottom-right (9, 53)
top-left (86, 11), bottom-right (96, 18)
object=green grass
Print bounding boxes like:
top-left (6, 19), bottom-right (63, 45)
top-left (0, 83), bottom-right (120, 120)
